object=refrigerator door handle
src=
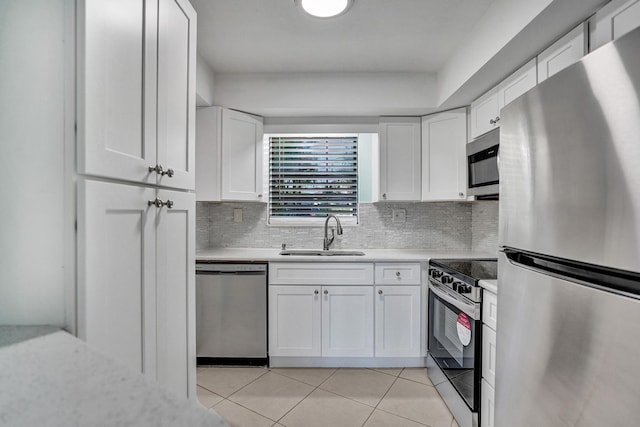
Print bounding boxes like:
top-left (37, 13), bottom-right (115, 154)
top-left (502, 247), bottom-right (640, 299)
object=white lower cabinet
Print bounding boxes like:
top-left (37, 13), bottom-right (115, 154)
top-left (268, 262), bottom-right (423, 364)
top-left (78, 179), bottom-right (195, 398)
top-left (322, 286), bottom-right (374, 357)
top-left (268, 285), bottom-right (373, 357)
top-left (374, 285), bottom-right (421, 357)
top-left (481, 288), bottom-right (498, 427)
top-left (268, 285), bottom-right (322, 357)
top-left (481, 379), bottom-right (496, 427)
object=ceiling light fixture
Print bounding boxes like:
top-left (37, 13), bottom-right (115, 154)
top-left (296, 0), bottom-right (353, 18)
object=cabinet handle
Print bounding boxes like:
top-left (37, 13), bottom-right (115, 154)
top-left (147, 198), bottom-right (173, 208)
top-left (314, 289), bottom-right (319, 295)
top-left (378, 290), bottom-right (383, 295)
top-left (148, 164), bottom-right (164, 175)
top-left (148, 164), bottom-right (174, 177)
top-left (324, 289), bottom-right (329, 295)
top-left (495, 116), bottom-right (500, 123)
top-left (458, 192), bottom-right (464, 198)
top-left (148, 198), bottom-right (164, 208)
top-left (396, 271), bottom-right (401, 279)
top-left (382, 193), bottom-right (387, 199)
top-left (257, 194), bottom-right (263, 198)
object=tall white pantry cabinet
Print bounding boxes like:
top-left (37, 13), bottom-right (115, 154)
top-left (81, 0), bottom-right (197, 398)
top-left (1, 0), bottom-right (196, 398)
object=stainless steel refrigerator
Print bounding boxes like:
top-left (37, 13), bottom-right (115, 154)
top-left (497, 27), bottom-right (640, 427)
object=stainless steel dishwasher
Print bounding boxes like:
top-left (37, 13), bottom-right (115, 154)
top-left (196, 262), bottom-right (267, 366)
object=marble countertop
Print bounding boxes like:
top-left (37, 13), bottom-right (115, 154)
top-left (197, 247), bottom-right (496, 263)
top-left (479, 279), bottom-right (498, 294)
top-left (0, 327), bottom-right (228, 427)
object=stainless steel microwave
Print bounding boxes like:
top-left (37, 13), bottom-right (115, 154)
top-left (467, 129), bottom-right (499, 197)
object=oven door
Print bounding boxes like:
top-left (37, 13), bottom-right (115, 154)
top-left (428, 282), bottom-right (482, 411)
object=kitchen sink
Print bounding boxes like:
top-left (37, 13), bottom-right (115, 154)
top-left (279, 249), bottom-right (366, 256)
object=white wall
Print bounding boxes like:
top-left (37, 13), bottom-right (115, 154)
top-left (0, 0), bottom-right (69, 327)
top-left (196, 53), bottom-right (215, 106)
top-left (213, 71), bottom-right (438, 117)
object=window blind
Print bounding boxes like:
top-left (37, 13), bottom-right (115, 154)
top-left (269, 136), bottom-right (358, 219)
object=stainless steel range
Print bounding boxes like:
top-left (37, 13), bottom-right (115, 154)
top-left (427, 258), bottom-right (497, 427)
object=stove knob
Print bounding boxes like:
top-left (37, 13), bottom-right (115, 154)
top-left (441, 276), bottom-right (454, 284)
top-left (430, 269), bottom-right (443, 279)
top-left (458, 284), bottom-right (472, 294)
top-left (452, 281), bottom-right (460, 292)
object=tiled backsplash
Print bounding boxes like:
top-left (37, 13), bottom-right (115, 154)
top-left (198, 201), bottom-right (499, 253)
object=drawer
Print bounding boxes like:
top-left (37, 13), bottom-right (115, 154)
top-left (374, 263), bottom-right (421, 285)
top-left (482, 324), bottom-right (497, 387)
top-left (269, 262), bottom-right (374, 285)
top-left (481, 379), bottom-right (495, 427)
top-left (483, 289), bottom-right (498, 330)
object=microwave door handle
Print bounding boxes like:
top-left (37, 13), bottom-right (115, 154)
top-left (429, 283), bottom-right (479, 319)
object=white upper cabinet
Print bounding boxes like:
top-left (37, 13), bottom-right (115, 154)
top-left (469, 88), bottom-right (499, 140)
top-left (421, 108), bottom-right (468, 201)
top-left (538, 24), bottom-right (586, 83)
top-left (221, 109), bottom-right (264, 201)
top-left (195, 107), bottom-right (264, 202)
top-left (79, 0), bottom-right (196, 190)
top-left (379, 118), bottom-right (421, 201)
top-left (470, 59), bottom-right (536, 140)
top-left (590, 0), bottom-right (640, 51)
top-left (497, 58), bottom-right (537, 111)
top-left (156, 0), bottom-right (197, 190)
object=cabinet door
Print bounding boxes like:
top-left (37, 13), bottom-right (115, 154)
top-left (374, 286), bottom-right (421, 357)
top-left (269, 286), bottom-right (321, 357)
top-left (481, 379), bottom-right (496, 427)
top-left (379, 119), bottom-right (421, 201)
top-left (590, 0), bottom-right (640, 51)
top-left (156, 0), bottom-right (196, 191)
top-left (482, 324), bottom-right (497, 387)
top-left (538, 24), bottom-right (586, 83)
top-left (470, 88), bottom-right (499, 139)
top-left (322, 286), bottom-right (374, 357)
top-left (78, 0), bottom-right (157, 185)
top-left (77, 179), bottom-right (156, 377)
top-left (497, 58), bottom-right (537, 111)
top-left (221, 109), bottom-right (264, 201)
top-left (421, 109), bottom-right (468, 201)
top-left (156, 190), bottom-right (195, 398)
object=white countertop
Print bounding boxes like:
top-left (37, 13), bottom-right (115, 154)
top-left (0, 327), bottom-right (228, 427)
top-left (479, 279), bottom-right (498, 294)
top-left (197, 247), bottom-right (495, 263)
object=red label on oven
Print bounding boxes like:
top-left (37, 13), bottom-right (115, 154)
top-left (457, 313), bottom-right (472, 346)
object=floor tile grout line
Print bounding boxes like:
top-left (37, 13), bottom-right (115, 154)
top-left (273, 378), bottom-right (324, 424)
top-left (213, 396), bottom-right (282, 424)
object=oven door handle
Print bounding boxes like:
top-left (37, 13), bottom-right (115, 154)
top-left (429, 283), bottom-right (480, 319)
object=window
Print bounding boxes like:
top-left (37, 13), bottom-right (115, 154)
top-left (268, 135), bottom-right (358, 225)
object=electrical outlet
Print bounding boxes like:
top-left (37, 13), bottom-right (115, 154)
top-left (233, 208), bottom-right (243, 223)
top-left (392, 208), bottom-right (406, 224)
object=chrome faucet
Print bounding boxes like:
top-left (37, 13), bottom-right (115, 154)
top-left (323, 215), bottom-right (343, 251)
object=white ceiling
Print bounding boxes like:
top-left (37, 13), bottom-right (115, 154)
top-left (191, 0), bottom-right (495, 74)
top-left (190, 0), bottom-right (608, 117)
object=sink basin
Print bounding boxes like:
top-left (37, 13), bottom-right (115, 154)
top-left (279, 249), bottom-right (366, 256)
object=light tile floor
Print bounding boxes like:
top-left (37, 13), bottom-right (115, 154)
top-left (197, 366), bottom-right (460, 427)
